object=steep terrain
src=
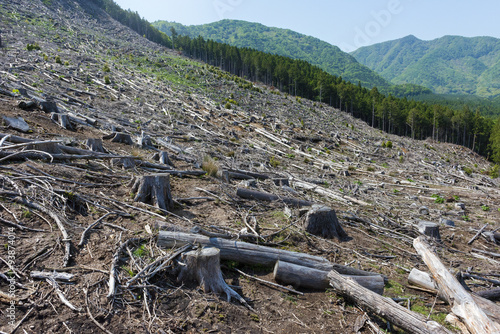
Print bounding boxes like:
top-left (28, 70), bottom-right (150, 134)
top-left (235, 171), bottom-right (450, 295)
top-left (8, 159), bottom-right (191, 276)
top-left (153, 19), bottom-right (393, 89)
top-left (0, 1), bottom-right (499, 333)
top-left (352, 35), bottom-right (500, 98)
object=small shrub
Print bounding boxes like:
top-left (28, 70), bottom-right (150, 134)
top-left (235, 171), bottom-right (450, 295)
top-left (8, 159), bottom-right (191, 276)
top-left (224, 102), bottom-right (231, 109)
top-left (463, 167), bottom-right (473, 176)
top-left (489, 164), bottom-right (499, 179)
top-left (431, 194), bottom-right (445, 204)
top-left (55, 55), bottom-right (62, 64)
top-left (202, 156), bottom-right (219, 177)
top-left (26, 43), bottom-right (41, 51)
top-left (481, 205), bottom-right (490, 212)
top-left (366, 166), bottom-right (375, 172)
top-left (103, 64), bottom-right (111, 72)
top-left (104, 76), bottom-right (111, 85)
top-left (385, 141), bottom-right (393, 148)
top-left (269, 156), bottom-right (280, 168)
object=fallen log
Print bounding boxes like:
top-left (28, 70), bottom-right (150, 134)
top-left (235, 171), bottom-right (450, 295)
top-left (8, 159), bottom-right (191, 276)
top-left (236, 187), bottom-right (313, 207)
top-left (273, 260), bottom-right (384, 294)
top-left (328, 270), bottom-right (452, 334)
top-left (408, 268), bottom-right (500, 323)
top-left (158, 231), bottom-right (385, 279)
top-left (413, 236), bottom-right (500, 334)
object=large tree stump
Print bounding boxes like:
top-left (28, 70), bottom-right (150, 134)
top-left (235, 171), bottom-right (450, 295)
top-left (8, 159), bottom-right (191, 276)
top-left (111, 157), bottom-right (136, 170)
top-left (418, 221), bottom-right (441, 241)
top-left (153, 151), bottom-right (174, 166)
top-left (303, 204), bottom-right (348, 240)
top-left (130, 174), bottom-right (173, 211)
top-left (84, 138), bottom-right (105, 153)
top-left (51, 113), bottom-right (73, 130)
top-left (106, 132), bottom-right (134, 145)
top-left (178, 247), bottom-right (248, 305)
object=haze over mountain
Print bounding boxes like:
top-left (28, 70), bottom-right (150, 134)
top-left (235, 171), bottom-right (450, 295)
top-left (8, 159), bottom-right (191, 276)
top-left (352, 35), bottom-right (500, 98)
top-left (152, 19), bottom-right (396, 91)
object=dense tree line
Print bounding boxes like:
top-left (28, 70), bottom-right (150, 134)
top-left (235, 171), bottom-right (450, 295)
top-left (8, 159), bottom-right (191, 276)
top-left (90, 0), bottom-right (500, 163)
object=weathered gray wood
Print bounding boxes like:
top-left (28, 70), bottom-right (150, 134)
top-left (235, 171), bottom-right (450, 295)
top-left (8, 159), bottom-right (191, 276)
top-left (178, 247), bottom-right (245, 304)
top-left (32, 97), bottom-right (59, 113)
top-left (17, 100), bottom-right (36, 110)
top-left (51, 113), bottom-right (73, 130)
top-left (3, 116), bottom-right (30, 133)
top-left (304, 204), bottom-right (348, 240)
top-left (109, 132), bottom-right (134, 145)
top-left (408, 268), bottom-right (500, 323)
top-left (236, 187), bottom-right (313, 207)
top-left (273, 260), bottom-right (384, 294)
top-left (418, 221), bottom-right (441, 241)
top-left (111, 157), bottom-right (136, 169)
top-left (130, 174), bottom-right (173, 211)
top-left (158, 231), bottom-right (386, 282)
top-left (158, 151), bottom-right (173, 166)
top-left (414, 236), bottom-right (500, 334)
top-left (328, 270), bottom-right (452, 334)
top-left (84, 138), bottom-right (105, 153)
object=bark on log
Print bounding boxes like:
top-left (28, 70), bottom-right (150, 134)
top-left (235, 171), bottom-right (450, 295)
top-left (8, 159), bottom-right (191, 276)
top-left (408, 268), bottom-right (500, 323)
top-left (304, 204), bottom-right (348, 240)
top-left (418, 221), bottom-right (441, 241)
top-left (158, 231), bottom-right (386, 281)
top-left (413, 236), bottom-right (500, 334)
top-left (236, 187), bottom-right (314, 207)
top-left (273, 260), bottom-right (384, 294)
top-left (130, 174), bottom-right (173, 211)
top-left (178, 247), bottom-right (245, 304)
top-left (328, 270), bottom-right (452, 334)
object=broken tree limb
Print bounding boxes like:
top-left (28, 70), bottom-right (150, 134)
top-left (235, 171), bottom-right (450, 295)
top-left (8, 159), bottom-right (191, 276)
top-left (236, 187), bottom-right (313, 207)
top-left (413, 236), bottom-right (500, 334)
top-left (273, 260), bottom-right (384, 294)
top-left (468, 223), bottom-right (489, 245)
top-left (158, 231), bottom-right (385, 280)
top-left (328, 270), bottom-right (452, 334)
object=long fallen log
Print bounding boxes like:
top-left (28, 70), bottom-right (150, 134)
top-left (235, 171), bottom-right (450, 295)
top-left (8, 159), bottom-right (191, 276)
top-left (408, 268), bottom-right (500, 323)
top-left (273, 260), bottom-right (384, 294)
top-left (413, 236), bottom-right (500, 334)
top-left (328, 270), bottom-right (452, 334)
top-left (236, 187), bottom-right (314, 207)
top-left (158, 231), bottom-right (384, 279)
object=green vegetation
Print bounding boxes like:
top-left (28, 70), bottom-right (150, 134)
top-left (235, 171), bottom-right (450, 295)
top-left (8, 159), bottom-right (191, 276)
top-left (431, 194), bottom-right (445, 204)
top-left (201, 156), bottom-right (219, 177)
top-left (26, 43), bottom-right (41, 51)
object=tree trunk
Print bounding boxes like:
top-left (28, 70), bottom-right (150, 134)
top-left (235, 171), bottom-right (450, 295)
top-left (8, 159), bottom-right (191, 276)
top-left (236, 187), bottom-right (314, 207)
top-left (328, 270), bottom-right (452, 334)
top-left (413, 236), bottom-right (500, 334)
top-left (273, 260), bottom-right (384, 294)
top-left (178, 247), bottom-right (245, 303)
top-left (130, 174), bottom-right (173, 211)
top-left (303, 204), bottom-right (348, 240)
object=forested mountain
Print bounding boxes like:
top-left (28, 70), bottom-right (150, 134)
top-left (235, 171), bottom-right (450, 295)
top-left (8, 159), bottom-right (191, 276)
top-left (352, 35), bottom-right (500, 98)
top-left (152, 20), bottom-right (394, 90)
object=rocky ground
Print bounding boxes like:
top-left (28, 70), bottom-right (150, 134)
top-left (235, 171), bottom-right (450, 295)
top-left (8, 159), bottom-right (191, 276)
top-left (0, 0), bottom-right (499, 333)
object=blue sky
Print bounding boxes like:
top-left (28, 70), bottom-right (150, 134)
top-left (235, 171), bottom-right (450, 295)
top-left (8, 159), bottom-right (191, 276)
top-left (113, 0), bottom-right (500, 52)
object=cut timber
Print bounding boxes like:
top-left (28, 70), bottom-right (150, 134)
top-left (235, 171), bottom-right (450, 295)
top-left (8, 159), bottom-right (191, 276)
top-left (158, 231), bottom-right (386, 280)
top-left (273, 260), bottom-right (384, 294)
top-left (408, 268), bottom-right (500, 323)
top-left (130, 174), bottom-right (173, 211)
top-left (236, 187), bottom-right (313, 207)
top-left (178, 247), bottom-right (247, 305)
top-left (413, 236), bottom-right (500, 334)
top-left (328, 270), bottom-right (452, 334)
top-left (304, 204), bottom-right (348, 240)
top-left (84, 138), bottom-right (105, 153)
top-left (418, 221), bottom-right (441, 241)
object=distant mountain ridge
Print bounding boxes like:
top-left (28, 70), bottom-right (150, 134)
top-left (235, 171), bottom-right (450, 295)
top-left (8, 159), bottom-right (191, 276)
top-left (153, 19), bottom-right (393, 89)
top-left (351, 35), bottom-right (500, 98)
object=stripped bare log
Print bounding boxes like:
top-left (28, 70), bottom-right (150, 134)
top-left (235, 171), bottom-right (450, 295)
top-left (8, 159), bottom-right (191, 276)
top-left (273, 260), bottom-right (384, 294)
top-left (328, 270), bottom-right (452, 334)
top-left (413, 236), bottom-right (500, 334)
top-left (130, 174), bottom-right (173, 211)
top-left (236, 187), bottom-right (313, 207)
top-left (303, 204), bottom-right (348, 240)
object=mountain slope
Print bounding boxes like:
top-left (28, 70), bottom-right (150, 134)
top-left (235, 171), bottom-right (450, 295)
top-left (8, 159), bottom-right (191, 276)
top-left (352, 35), bottom-right (500, 98)
top-left (153, 19), bottom-right (392, 89)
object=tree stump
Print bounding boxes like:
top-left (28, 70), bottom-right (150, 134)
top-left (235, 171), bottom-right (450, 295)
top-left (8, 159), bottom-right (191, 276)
top-left (84, 138), bottom-right (105, 153)
top-left (51, 113), bottom-right (73, 130)
top-left (109, 132), bottom-right (133, 145)
top-left (178, 247), bottom-right (247, 304)
top-left (137, 131), bottom-right (153, 148)
top-left (158, 151), bottom-right (173, 166)
top-left (111, 157), bottom-right (136, 170)
top-left (418, 221), bottom-right (441, 241)
top-left (303, 204), bottom-right (348, 240)
top-left (130, 174), bottom-right (173, 211)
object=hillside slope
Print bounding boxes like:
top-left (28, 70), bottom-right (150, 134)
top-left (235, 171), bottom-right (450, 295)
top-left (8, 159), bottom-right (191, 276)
top-left (352, 35), bottom-right (500, 98)
top-left (153, 19), bottom-right (392, 89)
top-left (0, 1), bottom-right (499, 333)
